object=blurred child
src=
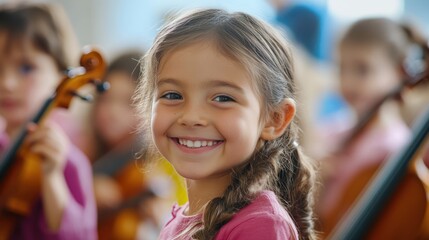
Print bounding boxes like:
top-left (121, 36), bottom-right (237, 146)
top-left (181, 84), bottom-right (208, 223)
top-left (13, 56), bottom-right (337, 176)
top-left (268, 0), bottom-right (331, 62)
top-left (135, 9), bottom-right (317, 239)
top-left (92, 51), bottom-right (184, 240)
top-left (0, 3), bottom-right (96, 239)
top-left (317, 18), bottom-right (427, 234)
top-left (92, 51), bottom-right (148, 239)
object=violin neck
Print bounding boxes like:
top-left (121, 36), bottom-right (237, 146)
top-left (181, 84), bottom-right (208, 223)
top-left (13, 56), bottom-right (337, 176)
top-left (31, 94), bottom-right (56, 125)
top-left (0, 96), bottom-right (55, 179)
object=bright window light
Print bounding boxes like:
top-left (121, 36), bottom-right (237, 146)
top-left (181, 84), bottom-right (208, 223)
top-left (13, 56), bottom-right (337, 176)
top-left (328, 0), bottom-right (404, 22)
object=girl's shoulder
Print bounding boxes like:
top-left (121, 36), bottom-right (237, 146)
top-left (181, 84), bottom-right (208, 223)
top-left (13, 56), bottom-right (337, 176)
top-left (215, 190), bottom-right (299, 240)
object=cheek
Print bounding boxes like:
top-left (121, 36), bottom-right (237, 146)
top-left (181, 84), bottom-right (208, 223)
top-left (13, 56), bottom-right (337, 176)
top-left (95, 104), bottom-right (116, 127)
top-left (341, 74), bottom-right (372, 101)
top-left (25, 73), bottom-right (58, 108)
top-left (359, 74), bottom-right (394, 105)
top-left (220, 111), bottom-right (261, 161)
top-left (23, 81), bottom-right (49, 112)
top-left (95, 103), bottom-right (109, 120)
top-left (95, 108), bottom-right (113, 134)
top-left (150, 105), bottom-right (170, 145)
top-left (35, 68), bottom-right (59, 92)
top-left (339, 80), bottom-right (353, 99)
top-left (340, 73), bottom-right (361, 96)
top-left (374, 70), bottom-right (400, 92)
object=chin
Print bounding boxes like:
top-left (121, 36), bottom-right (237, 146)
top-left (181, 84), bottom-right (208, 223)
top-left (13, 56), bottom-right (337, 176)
top-left (174, 163), bottom-right (230, 181)
top-left (173, 163), bottom-right (218, 180)
top-left (175, 168), bottom-right (209, 180)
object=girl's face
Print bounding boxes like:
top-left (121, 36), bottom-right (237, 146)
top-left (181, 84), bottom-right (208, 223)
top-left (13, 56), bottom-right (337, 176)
top-left (95, 72), bottom-right (137, 148)
top-left (339, 43), bottom-right (401, 117)
top-left (151, 41), bottom-right (264, 180)
top-left (0, 32), bottom-right (61, 130)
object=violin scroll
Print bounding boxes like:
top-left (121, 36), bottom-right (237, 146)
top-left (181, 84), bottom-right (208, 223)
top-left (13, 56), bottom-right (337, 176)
top-left (56, 48), bottom-right (107, 108)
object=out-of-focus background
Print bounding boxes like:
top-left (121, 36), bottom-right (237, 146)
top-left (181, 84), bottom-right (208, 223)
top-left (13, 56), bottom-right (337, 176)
top-left (45, 0), bottom-right (426, 125)
top-left (4, 0), bottom-right (426, 124)
top-left (2, 0), bottom-right (426, 58)
top-left (2, 0), bottom-right (429, 239)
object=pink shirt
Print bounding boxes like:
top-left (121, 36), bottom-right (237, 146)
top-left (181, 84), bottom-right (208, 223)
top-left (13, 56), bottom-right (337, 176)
top-left (0, 126), bottom-right (97, 239)
top-left (159, 190), bottom-right (299, 240)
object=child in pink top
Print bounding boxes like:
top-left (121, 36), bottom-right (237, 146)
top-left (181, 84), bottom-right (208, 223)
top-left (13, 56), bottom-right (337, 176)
top-left (316, 18), bottom-right (426, 235)
top-left (134, 9), bottom-right (317, 239)
top-left (0, 3), bottom-right (96, 239)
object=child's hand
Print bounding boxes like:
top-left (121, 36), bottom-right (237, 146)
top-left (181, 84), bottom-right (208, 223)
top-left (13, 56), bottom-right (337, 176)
top-left (25, 122), bottom-right (69, 175)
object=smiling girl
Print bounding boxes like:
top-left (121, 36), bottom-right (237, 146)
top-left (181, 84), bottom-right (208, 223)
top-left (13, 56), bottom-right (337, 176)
top-left (134, 9), bottom-right (317, 240)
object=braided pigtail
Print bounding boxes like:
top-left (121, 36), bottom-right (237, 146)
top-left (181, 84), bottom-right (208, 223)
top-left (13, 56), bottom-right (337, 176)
top-left (193, 140), bottom-right (283, 239)
top-left (274, 121), bottom-right (317, 240)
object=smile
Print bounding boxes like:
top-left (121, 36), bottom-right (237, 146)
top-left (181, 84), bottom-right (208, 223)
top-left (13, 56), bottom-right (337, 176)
top-left (170, 137), bottom-right (224, 151)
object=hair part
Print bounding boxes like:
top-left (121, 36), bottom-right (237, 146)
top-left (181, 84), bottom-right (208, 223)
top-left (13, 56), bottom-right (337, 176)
top-left (134, 9), bottom-right (317, 239)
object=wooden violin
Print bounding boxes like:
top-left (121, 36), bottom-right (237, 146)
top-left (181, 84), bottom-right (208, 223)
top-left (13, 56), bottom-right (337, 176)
top-left (94, 151), bottom-right (152, 240)
top-left (0, 48), bottom-right (107, 239)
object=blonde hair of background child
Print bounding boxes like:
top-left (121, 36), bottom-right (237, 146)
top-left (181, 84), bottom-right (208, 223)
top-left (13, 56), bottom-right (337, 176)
top-left (134, 9), bottom-right (317, 240)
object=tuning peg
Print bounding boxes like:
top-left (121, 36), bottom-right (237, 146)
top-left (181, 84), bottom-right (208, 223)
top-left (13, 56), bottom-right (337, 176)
top-left (96, 81), bottom-right (110, 93)
top-left (90, 80), bottom-right (110, 93)
top-left (64, 67), bottom-right (86, 78)
top-left (70, 91), bottom-right (94, 102)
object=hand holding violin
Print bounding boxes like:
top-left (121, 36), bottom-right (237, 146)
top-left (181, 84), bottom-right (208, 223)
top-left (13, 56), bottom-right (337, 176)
top-left (25, 122), bottom-right (69, 175)
top-left (24, 121), bottom-right (70, 231)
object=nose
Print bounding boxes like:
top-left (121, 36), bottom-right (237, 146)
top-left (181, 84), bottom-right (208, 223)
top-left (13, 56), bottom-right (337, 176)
top-left (177, 102), bottom-right (208, 127)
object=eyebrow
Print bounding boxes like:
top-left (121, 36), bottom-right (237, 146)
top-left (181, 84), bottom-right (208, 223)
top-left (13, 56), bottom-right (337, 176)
top-left (157, 78), bottom-right (244, 93)
top-left (156, 78), bottom-right (183, 88)
top-left (206, 79), bottom-right (244, 93)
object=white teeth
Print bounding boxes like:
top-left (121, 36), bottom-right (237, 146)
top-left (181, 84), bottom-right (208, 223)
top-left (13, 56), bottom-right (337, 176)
top-left (177, 138), bottom-right (220, 148)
